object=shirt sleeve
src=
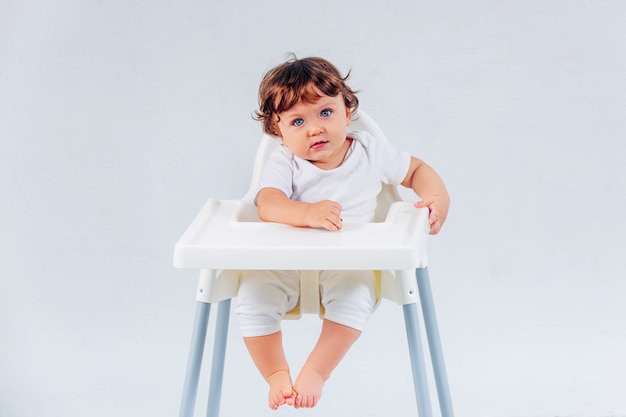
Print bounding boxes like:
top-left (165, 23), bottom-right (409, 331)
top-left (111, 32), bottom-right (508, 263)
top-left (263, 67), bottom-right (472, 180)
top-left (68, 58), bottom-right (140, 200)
top-left (254, 146), bottom-right (294, 205)
top-left (360, 131), bottom-right (411, 185)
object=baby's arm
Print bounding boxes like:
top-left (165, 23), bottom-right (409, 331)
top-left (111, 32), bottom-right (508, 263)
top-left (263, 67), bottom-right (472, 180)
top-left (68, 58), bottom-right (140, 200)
top-left (401, 156), bottom-right (450, 235)
top-left (257, 187), bottom-right (343, 231)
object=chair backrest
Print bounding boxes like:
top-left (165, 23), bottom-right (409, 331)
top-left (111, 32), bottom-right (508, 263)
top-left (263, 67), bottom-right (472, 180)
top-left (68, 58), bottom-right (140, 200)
top-left (240, 110), bottom-right (402, 222)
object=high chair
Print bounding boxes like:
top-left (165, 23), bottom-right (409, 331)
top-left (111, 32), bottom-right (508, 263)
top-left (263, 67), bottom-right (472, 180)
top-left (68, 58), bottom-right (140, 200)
top-left (173, 111), bottom-right (454, 417)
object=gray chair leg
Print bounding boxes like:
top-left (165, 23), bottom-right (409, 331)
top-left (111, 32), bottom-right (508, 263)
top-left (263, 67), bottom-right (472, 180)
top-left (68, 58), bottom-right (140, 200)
top-left (179, 301), bottom-right (211, 417)
top-left (416, 267), bottom-right (454, 417)
top-left (206, 299), bottom-right (231, 417)
top-left (403, 302), bottom-right (433, 417)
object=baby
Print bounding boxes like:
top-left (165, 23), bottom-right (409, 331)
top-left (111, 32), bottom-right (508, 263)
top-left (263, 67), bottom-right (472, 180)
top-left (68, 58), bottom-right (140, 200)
top-left (235, 55), bottom-right (450, 410)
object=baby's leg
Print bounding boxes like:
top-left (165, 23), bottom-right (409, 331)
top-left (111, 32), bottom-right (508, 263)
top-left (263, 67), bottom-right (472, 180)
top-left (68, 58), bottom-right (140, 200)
top-left (293, 270), bottom-right (376, 408)
top-left (293, 319), bottom-right (361, 408)
top-left (235, 270), bottom-right (300, 409)
top-left (244, 332), bottom-right (295, 409)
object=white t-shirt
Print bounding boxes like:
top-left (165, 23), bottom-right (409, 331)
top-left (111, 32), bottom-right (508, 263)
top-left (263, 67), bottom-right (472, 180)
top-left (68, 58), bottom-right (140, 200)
top-left (257, 130), bottom-right (411, 223)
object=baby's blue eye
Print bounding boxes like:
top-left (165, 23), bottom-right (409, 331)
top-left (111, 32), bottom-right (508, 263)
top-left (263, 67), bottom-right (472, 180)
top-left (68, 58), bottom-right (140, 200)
top-left (292, 118), bottom-right (304, 127)
top-left (320, 109), bottom-right (332, 117)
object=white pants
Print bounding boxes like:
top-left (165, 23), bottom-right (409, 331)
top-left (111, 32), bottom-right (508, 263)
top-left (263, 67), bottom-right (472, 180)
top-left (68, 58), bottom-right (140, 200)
top-left (235, 270), bottom-right (376, 337)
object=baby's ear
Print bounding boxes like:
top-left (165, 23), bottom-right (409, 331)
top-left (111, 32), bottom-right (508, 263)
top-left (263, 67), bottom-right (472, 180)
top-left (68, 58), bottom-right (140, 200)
top-left (345, 107), bottom-right (351, 126)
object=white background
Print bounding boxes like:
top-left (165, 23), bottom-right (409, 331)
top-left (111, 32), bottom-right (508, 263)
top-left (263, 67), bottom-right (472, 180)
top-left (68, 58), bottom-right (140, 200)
top-left (2, 1), bottom-right (625, 416)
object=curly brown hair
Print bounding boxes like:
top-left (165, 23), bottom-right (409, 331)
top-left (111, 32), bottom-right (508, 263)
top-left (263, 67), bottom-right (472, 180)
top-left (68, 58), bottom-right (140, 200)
top-left (255, 55), bottom-right (359, 137)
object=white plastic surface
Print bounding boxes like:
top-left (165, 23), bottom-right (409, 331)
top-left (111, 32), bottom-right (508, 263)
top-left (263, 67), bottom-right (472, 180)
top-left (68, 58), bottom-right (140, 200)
top-left (174, 199), bottom-right (429, 271)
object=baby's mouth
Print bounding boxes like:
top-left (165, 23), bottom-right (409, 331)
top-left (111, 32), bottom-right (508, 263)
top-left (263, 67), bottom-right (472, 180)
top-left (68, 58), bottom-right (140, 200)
top-left (310, 140), bottom-right (328, 150)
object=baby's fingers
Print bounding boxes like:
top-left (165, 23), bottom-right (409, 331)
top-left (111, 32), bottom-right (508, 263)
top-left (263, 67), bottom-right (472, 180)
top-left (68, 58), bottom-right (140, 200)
top-left (428, 213), bottom-right (441, 235)
top-left (414, 199), bottom-right (435, 209)
top-left (414, 199), bottom-right (442, 235)
top-left (325, 214), bottom-right (343, 231)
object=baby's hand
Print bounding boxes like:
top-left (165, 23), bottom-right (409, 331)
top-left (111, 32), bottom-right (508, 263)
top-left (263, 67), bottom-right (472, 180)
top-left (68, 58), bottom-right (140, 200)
top-left (306, 200), bottom-right (343, 231)
top-left (415, 198), bottom-right (447, 235)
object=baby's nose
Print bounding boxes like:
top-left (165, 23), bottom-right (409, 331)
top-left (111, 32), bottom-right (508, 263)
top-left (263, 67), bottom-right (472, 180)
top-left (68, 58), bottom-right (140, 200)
top-left (310, 124), bottom-right (324, 135)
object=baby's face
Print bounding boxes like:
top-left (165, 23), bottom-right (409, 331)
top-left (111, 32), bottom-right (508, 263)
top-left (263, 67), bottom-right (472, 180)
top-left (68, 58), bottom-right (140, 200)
top-left (276, 90), bottom-right (351, 170)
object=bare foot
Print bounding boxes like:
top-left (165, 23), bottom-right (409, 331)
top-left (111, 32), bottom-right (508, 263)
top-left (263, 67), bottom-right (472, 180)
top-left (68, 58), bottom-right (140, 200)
top-left (293, 365), bottom-right (326, 408)
top-left (266, 370), bottom-right (295, 410)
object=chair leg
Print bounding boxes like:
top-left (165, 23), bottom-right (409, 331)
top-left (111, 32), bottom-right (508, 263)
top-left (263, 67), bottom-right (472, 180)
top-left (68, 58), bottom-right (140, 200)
top-left (179, 301), bottom-right (211, 417)
top-left (403, 302), bottom-right (433, 417)
top-left (416, 267), bottom-right (454, 417)
top-left (206, 299), bottom-right (231, 417)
